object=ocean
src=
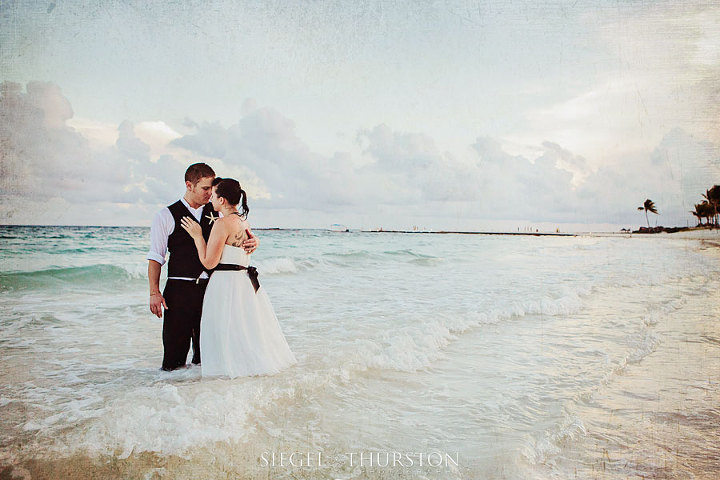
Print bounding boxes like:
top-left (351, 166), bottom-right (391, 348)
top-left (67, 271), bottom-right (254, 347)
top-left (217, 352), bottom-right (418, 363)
top-left (1, 226), bottom-right (719, 479)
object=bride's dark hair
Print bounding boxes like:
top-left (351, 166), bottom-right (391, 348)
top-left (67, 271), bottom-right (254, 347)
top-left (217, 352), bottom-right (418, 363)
top-left (215, 178), bottom-right (249, 218)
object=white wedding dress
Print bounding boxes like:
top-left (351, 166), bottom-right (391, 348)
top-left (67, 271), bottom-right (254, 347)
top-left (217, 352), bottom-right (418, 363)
top-left (200, 244), bottom-right (296, 378)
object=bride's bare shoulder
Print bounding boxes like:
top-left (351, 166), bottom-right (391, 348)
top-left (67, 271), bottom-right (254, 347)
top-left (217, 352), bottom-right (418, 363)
top-left (227, 222), bottom-right (247, 247)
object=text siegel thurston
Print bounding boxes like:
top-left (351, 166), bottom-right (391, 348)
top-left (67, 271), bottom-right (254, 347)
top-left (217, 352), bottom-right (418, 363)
top-left (260, 451), bottom-right (459, 468)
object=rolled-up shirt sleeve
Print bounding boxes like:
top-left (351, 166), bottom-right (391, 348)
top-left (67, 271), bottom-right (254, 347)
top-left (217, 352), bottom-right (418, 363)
top-left (146, 208), bottom-right (174, 265)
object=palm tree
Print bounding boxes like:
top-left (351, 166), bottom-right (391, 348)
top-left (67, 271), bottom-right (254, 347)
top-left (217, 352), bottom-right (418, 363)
top-left (690, 206), bottom-right (702, 226)
top-left (690, 202), bottom-right (712, 226)
top-left (637, 199), bottom-right (658, 228)
top-left (702, 185), bottom-right (719, 226)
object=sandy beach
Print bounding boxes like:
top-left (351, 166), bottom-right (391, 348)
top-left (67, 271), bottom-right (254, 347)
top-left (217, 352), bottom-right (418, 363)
top-left (556, 240), bottom-right (720, 479)
top-left (665, 227), bottom-right (720, 243)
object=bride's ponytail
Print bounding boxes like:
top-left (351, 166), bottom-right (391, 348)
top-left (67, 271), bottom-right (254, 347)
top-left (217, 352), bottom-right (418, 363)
top-left (239, 187), bottom-right (249, 219)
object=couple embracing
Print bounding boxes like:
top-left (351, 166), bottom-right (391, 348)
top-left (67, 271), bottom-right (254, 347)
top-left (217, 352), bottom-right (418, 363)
top-left (147, 163), bottom-right (296, 377)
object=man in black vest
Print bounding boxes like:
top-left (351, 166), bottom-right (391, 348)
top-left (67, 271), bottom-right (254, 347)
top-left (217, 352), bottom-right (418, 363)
top-left (147, 163), bottom-right (258, 371)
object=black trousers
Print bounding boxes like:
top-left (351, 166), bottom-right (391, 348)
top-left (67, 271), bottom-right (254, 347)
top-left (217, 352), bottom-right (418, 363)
top-left (161, 279), bottom-right (207, 370)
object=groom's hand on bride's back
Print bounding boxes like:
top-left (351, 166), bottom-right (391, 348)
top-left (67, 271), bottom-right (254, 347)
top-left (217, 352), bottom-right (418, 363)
top-left (149, 292), bottom-right (168, 318)
top-left (242, 232), bottom-right (259, 254)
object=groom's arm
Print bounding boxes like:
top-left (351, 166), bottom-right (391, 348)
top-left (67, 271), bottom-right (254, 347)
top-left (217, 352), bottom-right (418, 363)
top-left (148, 260), bottom-right (167, 318)
top-left (147, 208), bottom-right (172, 318)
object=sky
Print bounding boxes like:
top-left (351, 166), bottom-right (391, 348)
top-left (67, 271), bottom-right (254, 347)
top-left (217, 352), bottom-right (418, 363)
top-left (1, 0), bottom-right (719, 231)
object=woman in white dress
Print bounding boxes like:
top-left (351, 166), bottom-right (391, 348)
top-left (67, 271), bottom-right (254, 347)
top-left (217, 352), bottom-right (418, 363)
top-left (180, 178), bottom-right (296, 377)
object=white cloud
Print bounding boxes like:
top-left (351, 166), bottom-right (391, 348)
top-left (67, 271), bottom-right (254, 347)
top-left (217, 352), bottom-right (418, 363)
top-left (2, 81), bottom-right (717, 229)
top-left (1, 81), bottom-right (96, 198)
top-left (515, 78), bottom-right (661, 166)
top-left (540, 142), bottom-right (592, 188)
top-left (0, 82), bottom-right (196, 223)
top-left (172, 107), bottom-right (353, 210)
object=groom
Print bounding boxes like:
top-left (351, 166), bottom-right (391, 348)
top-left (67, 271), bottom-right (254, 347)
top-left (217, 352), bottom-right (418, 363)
top-left (147, 163), bottom-right (258, 371)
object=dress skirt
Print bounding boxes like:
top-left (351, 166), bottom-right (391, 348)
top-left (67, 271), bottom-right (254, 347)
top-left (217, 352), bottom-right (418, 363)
top-left (200, 269), bottom-right (296, 378)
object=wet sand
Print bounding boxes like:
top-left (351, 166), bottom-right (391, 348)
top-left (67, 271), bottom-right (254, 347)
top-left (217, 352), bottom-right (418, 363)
top-left (554, 250), bottom-right (720, 479)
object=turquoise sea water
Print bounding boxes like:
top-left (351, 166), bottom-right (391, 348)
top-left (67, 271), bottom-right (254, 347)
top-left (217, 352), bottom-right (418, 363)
top-left (1, 226), bottom-right (719, 479)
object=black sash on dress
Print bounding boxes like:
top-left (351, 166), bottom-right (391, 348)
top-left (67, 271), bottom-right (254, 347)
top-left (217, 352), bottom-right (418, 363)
top-left (213, 264), bottom-right (260, 293)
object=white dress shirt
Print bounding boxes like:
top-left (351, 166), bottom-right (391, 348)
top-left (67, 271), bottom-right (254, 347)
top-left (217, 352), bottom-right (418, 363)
top-left (147, 198), bottom-right (213, 280)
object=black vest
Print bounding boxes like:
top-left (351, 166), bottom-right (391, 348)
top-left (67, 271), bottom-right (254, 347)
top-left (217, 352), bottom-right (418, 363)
top-left (166, 201), bottom-right (216, 278)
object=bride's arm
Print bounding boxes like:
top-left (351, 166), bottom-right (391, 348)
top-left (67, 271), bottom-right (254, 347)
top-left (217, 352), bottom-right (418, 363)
top-left (180, 217), bottom-right (228, 270)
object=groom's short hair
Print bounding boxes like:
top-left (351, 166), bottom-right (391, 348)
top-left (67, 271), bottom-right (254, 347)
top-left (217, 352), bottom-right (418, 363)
top-left (185, 163), bottom-right (215, 185)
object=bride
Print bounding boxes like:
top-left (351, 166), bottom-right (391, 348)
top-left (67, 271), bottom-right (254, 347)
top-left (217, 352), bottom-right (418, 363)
top-left (180, 178), bottom-right (296, 377)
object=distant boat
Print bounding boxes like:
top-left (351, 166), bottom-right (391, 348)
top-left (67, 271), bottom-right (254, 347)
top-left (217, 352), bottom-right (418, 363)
top-left (329, 224), bottom-right (349, 232)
